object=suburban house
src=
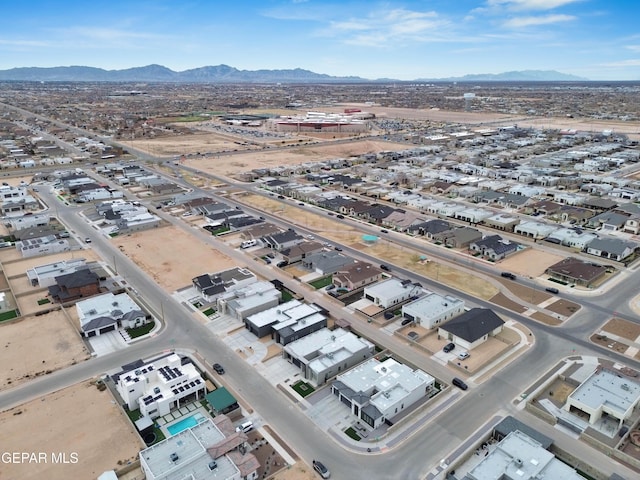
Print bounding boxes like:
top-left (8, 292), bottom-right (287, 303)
top-left (115, 353), bottom-right (206, 420)
top-left (216, 281), bottom-right (281, 320)
top-left (406, 219), bottom-right (452, 238)
top-left (585, 237), bottom-right (637, 262)
top-left (545, 228), bottom-right (598, 250)
top-left (243, 299), bottom-right (326, 345)
top-left (261, 230), bottom-right (304, 251)
top-left (301, 251), bottom-right (355, 276)
top-left (514, 221), bottom-right (558, 240)
top-left (26, 258), bottom-right (88, 288)
top-left (0, 185), bottom-right (38, 215)
top-left (332, 262), bottom-right (384, 292)
top-left (362, 279), bottom-right (423, 310)
top-left (455, 207), bottom-right (493, 224)
top-left (279, 241), bottom-right (324, 263)
top-left (48, 268), bottom-right (101, 303)
top-left (15, 235), bottom-right (71, 258)
top-left (438, 308), bottom-right (505, 350)
top-left (587, 211), bottom-right (631, 231)
top-left (5, 212), bottom-right (50, 231)
top-left (466, 429), bottom-right (585, 480)
top-left (469, 235), bottom-right (520, 260)
top-left (76, 291), bottom-right (150, 338)
top-left (483, 214), bottom-right (521, 233)
top-left (545, 257), bottom-right (607, 287)
top-left (331, 358), bottom-right (435, 429)
top-left (564, 366), bottom-right (640, 429)
top-left (240, 223), bottom-right (282, 240)
top-left (432, 226), bottom-right (483, 248)
top-left (401, 292), bottom-right (465, 329)
top-left (192, 267), bottom-right (257, 303)
top-left (282, 327), bottom-right (375, 386)
top-left (140, 415), bottom-right (259, 480)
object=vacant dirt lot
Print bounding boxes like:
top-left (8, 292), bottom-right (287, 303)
top-left (601, 317), bottom-right (640, 341)
top-left (181, 138), bottom-right (408, 177)
top-left (0, 309), bottom-right (90, 390)
top-left (114, 225), bottom-right (237, 291)
top-left (498, 248), bottom-right (564, 278)
top-left (545, 299), bottom-right (581, 317)
top-left (0, 380), bottom-right (143, 480)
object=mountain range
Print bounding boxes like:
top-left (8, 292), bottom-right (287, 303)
top-left (0, 64), bottom-right (587, 83)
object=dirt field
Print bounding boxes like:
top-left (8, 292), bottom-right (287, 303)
top-left (0, 381), bottom-right (143, 480)
top-left (0, 309), bottom-right (90, 390)
top-left (114, 225), bottom-right (238, 291)
top-left (545, 299), bottom-right (581, 317)
top-left (128, 138), bottom-right (407, 176)
top-left (489, 292), bottom-right (528, 314)
top-left (498, 249), bottom-right (564, 278)
top-left (603, 317), bottom-right (640, 341)
top-left (496, 279), bottom-right (552, 305)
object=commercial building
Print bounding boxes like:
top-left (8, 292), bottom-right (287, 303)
top-left (332, 358), bottom-right (434, 429)
top-left (116, 353), bottom-right (206, 420)
top-left (283, 328), bottom-right (375, 386)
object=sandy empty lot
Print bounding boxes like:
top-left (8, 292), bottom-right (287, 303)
top-left (0, 381), bottom-right (143, 480)
top-left (498, 248), bottom-right (564, 278)
top-left (115, 225), bottom-right (238, 291)
top-left (0, 309), bottom-right (89, 390)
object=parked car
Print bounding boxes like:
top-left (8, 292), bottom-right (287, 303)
top-left (336, 214), bottom-right (344, 219)
top-left (334, 246), bottom-right (343, 252)
top-left (84, 237), bottom-right (92, 243)
top-left (325, 284), bottom-right (335, 291)
top-left (458, 351), bottom-right (470, 360)
top-left (313, 460), bottom-right (331, 479)
top-left (452, 377), bottom-right (468, 391)
top-left (212, 363), bottom-right (225, 375)
top-left (401, 317), bottom-right (413, 326)
top-left (501, 272), bottom-right (516, 280)
top-left (545, 287), bottom-right (559, 294)
top-left (380, 264), bottom-right (390, 271)
top-left (277, 195), bottom-right (285, 199)
top-left (235, 421), bottom-right (253, 433)
top-left (380, 229), bottom-right (389, 233)
top-left (443, 342), bottom-right (455, 353)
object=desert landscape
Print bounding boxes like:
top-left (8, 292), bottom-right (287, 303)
top-left (0, 381), bottom-right (143, 480)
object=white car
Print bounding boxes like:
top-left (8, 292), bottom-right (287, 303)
top-left (458, 351), bottom-right (470, 360)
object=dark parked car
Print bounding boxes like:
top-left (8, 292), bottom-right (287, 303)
top-left (380, 229), bottom-right (389, 233)
top-left (380, 264), bottom-right (390, 271)
top-left (545, 287), bottom-right (559, 294)
top-left (452, 377), bottom-right (468, 390)
top-left (334, 246), bottom-right (343, 252)
top-left (401, 317), bottom-right (413, 326)
top-left (443, 342), bottom-right (455, 353)
top-left (313, 460), bottom-right (331, 479)
top-left (501, 272), bottom-right (516, 280)
top-left (212, 363), bottom-right (225, 375)
top-left (336, 214), bottom-right (344, 219)
top-left (277, 195), bottom-right (285, 199)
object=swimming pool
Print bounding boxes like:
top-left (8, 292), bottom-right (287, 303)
top-left (167, 413), bottom-right (205, 436)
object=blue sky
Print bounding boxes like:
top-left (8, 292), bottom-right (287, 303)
top-left (1, 0), bottom-right (638, 80)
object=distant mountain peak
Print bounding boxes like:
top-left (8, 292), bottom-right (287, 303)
top-left (0, 65), bottom-right (588, 83)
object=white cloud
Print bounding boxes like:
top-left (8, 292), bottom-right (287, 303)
top-left (626, 45), bottom-right (640, 52)
top-left (323, 8), bottom-right (453, 47)
top-left (503, 14), bottom-right (575, 28)
top-left (601, 59), bottom-right (640, 67)
top-left (487, 0), bottom-right (583, 10)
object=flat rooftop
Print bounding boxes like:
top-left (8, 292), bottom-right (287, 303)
top-left (569, 367), bottom-right (640, 415)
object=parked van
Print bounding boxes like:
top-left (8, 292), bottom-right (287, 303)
top-left (241, 239), bottom-right (257, 249)
top-left (452, 377), bottom-right (468, 391)
top-left (236, 421), bottom-right (254, 433)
